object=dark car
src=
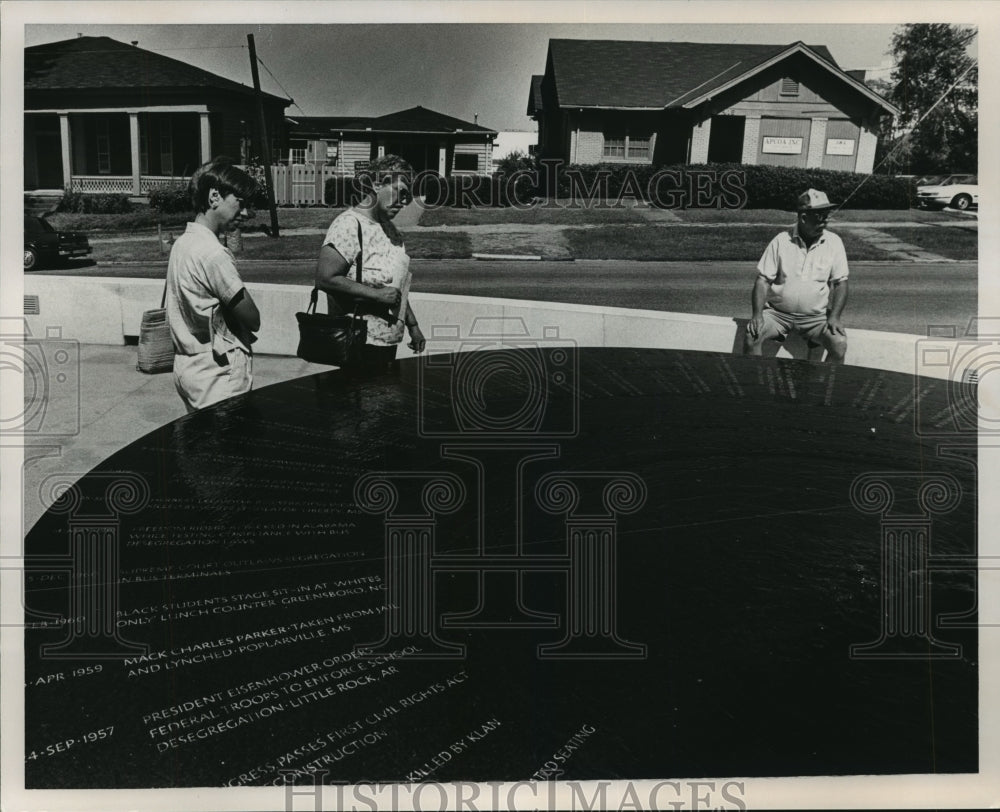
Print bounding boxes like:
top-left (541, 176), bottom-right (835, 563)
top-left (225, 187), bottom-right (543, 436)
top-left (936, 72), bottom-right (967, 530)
top-left (24, 214), bottom-right (92, 270)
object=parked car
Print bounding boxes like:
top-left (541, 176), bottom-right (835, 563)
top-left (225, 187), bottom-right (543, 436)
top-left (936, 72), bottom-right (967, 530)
top-left (916, 175), bottom-right (978, 210)
top-left (24, 214), bottom-right (92, 270)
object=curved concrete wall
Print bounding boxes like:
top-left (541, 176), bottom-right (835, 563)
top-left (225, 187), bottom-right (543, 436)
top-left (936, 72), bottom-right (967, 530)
top-left (23, 275), bottom-right (960, 381)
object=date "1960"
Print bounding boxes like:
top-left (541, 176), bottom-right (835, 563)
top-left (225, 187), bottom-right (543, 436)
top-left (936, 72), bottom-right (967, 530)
top-left (26, 726), bottom-right (114, 761)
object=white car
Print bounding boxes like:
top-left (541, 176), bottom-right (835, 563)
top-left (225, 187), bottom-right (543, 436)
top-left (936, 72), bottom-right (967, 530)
top-left (917, 174), bottom-right (978, 211)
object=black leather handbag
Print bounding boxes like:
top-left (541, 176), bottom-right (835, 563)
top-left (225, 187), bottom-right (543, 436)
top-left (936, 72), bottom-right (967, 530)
top-left (295, 220), bottom-right (368, 366)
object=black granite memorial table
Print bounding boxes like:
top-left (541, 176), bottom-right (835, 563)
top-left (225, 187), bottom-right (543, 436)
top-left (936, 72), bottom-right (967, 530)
top-left (23, 348), bottom-right (977, 787)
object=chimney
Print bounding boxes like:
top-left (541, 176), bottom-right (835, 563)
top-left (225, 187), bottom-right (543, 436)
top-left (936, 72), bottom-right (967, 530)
top-left (131, 41), bottom-right (139, 47)
top-left (77, 33), bottom-right (83, 37)
top-left (474, 114), bottom-right (478, 125)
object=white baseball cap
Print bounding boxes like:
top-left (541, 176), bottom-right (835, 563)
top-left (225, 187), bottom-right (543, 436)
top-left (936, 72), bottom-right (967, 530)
top-left (796, 188), bottom-right (837, 211)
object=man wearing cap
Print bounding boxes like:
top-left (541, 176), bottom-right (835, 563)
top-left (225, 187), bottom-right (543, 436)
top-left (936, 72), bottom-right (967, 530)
top-left (744, 188), bottom-right (849, 363)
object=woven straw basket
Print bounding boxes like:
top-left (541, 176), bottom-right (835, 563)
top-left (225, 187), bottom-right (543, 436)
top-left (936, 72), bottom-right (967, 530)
top-left (136, 307), bottom-right (174, 374)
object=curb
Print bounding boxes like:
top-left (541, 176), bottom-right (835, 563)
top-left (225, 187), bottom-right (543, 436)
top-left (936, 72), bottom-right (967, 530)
top-left (472, 253), bottom-right (542, 261)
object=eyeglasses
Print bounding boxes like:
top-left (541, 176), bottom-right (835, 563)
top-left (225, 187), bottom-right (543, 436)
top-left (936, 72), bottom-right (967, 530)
top-left (804, 211), bottom-right (830, 223)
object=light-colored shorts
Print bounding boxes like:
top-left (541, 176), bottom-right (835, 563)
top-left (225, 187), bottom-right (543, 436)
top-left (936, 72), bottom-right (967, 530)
top-left (758, 309), bottom-right (831, 344)
top-left (173, 347), bottom-right (253, 413)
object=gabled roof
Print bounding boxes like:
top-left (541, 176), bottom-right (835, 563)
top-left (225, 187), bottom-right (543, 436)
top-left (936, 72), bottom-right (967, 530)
top-left (25, 35), bottom-right (290, 105)
top-left (669, 42), bottom-right (898, 114)
top-left (290, 106), bottom-right (497, 136)
top-left (544, 38), bottom-right (897, 115)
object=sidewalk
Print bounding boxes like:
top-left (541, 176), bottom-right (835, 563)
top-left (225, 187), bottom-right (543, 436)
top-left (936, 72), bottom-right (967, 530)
top-left (19, 346), bottom-right (329, 532)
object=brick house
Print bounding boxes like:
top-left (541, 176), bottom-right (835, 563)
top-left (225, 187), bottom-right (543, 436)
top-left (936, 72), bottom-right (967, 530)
top-left (24, 35), bottom-right (291, 195)
top-left (286, 106), bottom-right (498, 176)
top-left (528, 39), bottom-right (899, 173)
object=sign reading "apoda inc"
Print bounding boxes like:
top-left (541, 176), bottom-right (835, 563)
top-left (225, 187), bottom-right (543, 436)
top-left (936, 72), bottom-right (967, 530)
top-left (762, 136), bottom-right (803, 154)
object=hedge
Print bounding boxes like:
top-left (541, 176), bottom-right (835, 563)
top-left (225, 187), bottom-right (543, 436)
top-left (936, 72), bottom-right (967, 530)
top-left (325, 171), bottom-right (535, 208)
top-left (149, 179), bottom-right (269, 214)
top-left (56, 188), bottom-right (133, 214)
top-left (147, 184), bottom-right (192, 214)
top-left (539, 161), bottom-right (915, 210)
top-left (327, 161), bottom-right (914, 210)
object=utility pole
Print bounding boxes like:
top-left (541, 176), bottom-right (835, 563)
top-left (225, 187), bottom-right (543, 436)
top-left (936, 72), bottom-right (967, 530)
top-left (247, 33), bottom-right (280, 238)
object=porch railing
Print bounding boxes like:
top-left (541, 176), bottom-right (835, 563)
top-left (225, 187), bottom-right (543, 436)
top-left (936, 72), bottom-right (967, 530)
top-left (69, 166), bottom-right (340, 204)
top-left (71, 176), bottom-right (134, 194)
top-left (140, 176), bottom-right (187, 194)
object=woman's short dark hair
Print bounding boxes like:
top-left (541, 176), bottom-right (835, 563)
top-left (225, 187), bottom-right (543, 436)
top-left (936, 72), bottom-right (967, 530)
top-left (357, 154), bottom-right (414, 195)
top-left (189, 157), bottom-right (259, 213)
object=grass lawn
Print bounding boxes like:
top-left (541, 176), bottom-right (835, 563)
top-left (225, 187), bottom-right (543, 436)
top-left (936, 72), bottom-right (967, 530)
top-left (563, 225), bottom-right (893, 261)
top-left (417, 205), bottom-right (648, 227)
top-left (877, 226), bottom-right (978, 260)
top-left (672, 207), bottom-right (958, 224)
top-left (90, 229), bottom-right (471, 264)
top-left (47, 206), bottom-right (343, 234)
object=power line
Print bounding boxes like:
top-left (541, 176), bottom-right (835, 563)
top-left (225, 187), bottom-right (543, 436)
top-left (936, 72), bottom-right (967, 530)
top-left (838, 57), bottom-right (978, 208)
top-left (255, 55), bottom-right (304, 116)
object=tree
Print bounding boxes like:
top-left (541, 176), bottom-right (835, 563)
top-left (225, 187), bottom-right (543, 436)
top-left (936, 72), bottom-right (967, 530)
top-left (866, 76), bottom-right (912, 175)
top-left (881, 24), bottom-right (978, 174)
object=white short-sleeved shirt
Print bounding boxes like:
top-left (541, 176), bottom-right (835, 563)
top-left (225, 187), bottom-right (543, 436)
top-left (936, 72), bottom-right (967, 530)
top-left (757, 226), bottom-right (849, 316)
top-left (166, 222), bottom-right (247, 355)
top-left (323, 212), bottom-right (411, 347)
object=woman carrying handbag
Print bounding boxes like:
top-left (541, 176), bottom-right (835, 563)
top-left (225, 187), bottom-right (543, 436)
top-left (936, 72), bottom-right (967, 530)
top-left (314, 155), bottom-right (425, 374)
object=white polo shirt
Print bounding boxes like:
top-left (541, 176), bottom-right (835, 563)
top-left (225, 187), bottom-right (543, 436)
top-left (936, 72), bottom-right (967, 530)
top-left (166, 222), bottom-right (247, 355)
top-left (757, 225), bottom-right (849, 316)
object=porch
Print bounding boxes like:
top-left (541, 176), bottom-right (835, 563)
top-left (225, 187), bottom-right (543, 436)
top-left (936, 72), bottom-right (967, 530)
top-left (25, 108), bottom-right (213, 195)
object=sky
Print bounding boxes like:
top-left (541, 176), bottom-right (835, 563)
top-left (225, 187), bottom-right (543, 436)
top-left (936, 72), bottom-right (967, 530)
top-left (21, 20), bottom-right (911, 132)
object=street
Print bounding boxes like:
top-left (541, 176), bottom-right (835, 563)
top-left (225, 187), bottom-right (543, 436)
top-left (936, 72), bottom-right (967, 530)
top-left (37, 258), bottom-right (978, 336)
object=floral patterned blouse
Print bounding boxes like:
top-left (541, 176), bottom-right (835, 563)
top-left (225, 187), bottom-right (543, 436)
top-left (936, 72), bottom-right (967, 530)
top-left (322, 211), bottom-right (411, 346)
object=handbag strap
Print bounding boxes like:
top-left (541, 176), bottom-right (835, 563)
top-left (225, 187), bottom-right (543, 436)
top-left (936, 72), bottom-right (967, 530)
top-left (159, 279), bottom-right (167, 309)
top-left (307, 215), bottom-right (365, 314)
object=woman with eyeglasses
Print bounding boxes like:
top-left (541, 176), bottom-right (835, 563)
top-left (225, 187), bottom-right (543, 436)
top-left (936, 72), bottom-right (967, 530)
top-left (315, 154), bottom-right (425, 373)
top-left (166, 157), bottom-right (262, 411)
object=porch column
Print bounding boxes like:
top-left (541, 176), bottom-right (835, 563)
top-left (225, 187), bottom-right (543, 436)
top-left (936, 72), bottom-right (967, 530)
top-left (438, 141), bottom-right (447, 175)
top-left (689, 118), bottom-right (711, 164)
top-left (741, 114), bottom-right (761, 164)
top-left (199, 113), bottom-right (211, 162)
top-left (129, 113), bottom-right (141, 195)
top-left (59, 114), bottom-right (72, 188)
top-left (806, 117), bottom-right (827, 168)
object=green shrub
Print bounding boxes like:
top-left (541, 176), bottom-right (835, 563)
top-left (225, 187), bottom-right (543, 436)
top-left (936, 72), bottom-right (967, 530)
top-left (417, 172), bottom-right (535, 208)
top-left (147, 183), bottom-right (193, 214)
top-left (539, 161), bottom-right (914, 209)
top-left (56, 187), bottom-right (133, 214)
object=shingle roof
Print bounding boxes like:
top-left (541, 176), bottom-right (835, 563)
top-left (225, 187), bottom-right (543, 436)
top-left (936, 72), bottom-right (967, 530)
top-left (547, 39), bottom-right (839, 109)
top-left (25, 35), bottom-right (289, 105)
top-left (290, 106), bottom-right (496, 136)
top-left (287, 116), bottom-right (374, 135)
top-left (373, 106), bottom-right (496, 134)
